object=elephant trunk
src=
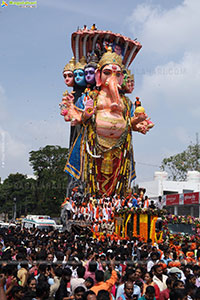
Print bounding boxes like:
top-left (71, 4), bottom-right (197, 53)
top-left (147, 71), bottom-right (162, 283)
top-left (107, 75), bottom-right (122, 111)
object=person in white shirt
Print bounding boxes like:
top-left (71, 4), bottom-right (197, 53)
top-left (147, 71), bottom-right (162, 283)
top-left (156, 196), bottom-right (165, 210)
top-left (147, 252), bottom-right (159, 272)
top-left (152, 264), bottom-right (168, 292)
top-left (71, 266), bottom-right (86, 294)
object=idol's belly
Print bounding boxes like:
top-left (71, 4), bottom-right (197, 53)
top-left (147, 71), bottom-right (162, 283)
top-left (96, 111), bottom-right (126, 138)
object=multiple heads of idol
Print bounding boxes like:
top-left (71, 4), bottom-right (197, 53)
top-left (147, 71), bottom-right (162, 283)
top-left (62, 45), bottom-right (134, 94)
top-left (63, 57), bottom-right (97, 89)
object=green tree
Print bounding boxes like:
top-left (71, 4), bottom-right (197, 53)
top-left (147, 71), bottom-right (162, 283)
top-left (29, 145), bottom-right (68, 216)
top-left (160, 143), bottom-right (200, 181)
top-left (0, 173), bottom-right (36, 219)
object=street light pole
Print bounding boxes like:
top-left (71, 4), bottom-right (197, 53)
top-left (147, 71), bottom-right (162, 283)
top-left (13, 197), bottom-right (17, 220)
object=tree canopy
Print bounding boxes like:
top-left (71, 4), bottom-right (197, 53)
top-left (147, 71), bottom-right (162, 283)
top-left (0, 145), bottom-right (69, 218)
top-left (29, 145), bottom-right (69, 216)
top-left (0, 173), bottom-right (35, 219)
top-left (160, 143), bottom-right (200, 181)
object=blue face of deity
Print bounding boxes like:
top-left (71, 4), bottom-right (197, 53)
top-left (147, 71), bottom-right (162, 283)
top-left (74, 69), bottom-right (86, 86)
top-left (84, 67), bottom-right (96, 85)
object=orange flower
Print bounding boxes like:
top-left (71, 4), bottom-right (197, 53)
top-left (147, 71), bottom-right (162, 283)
top-left (168, 261), bottom-right (174, 267)
top-left (161, 263), bottom-right (167, 269)
top-left (187, 251), bottom-right (194, 257)
top-left (191, 243), bottom-right (196, 250)
top-left (174, 261), bottom-right (181, 267)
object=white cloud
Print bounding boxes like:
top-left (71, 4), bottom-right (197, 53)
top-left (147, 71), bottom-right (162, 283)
top-left (0, 118), bottom-right (70, 180)
top-left (6, 133), bottom-right (27, 159)
top-left (135, 51), bottom-right (200, 115)
top-left (127, 1), bottom-right (200, 117)
top-left (128, 0), bottom-right (200, 56)
top-left (0, 127), bottom-right (30, 178)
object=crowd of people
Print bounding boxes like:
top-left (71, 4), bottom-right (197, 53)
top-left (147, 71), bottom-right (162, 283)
top-left (0, 220), bottom-right (200, 300)
top-left (62, 191), bottom-right (164, 223)
top-left (61, 191), bottom-right (165, 240)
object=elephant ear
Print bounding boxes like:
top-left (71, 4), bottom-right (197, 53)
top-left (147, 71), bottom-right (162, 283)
top-left (95, 69), bottom-right (101, 87)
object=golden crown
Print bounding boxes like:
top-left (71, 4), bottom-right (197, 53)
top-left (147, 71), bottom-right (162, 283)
top-left (75, 56), bottom-right (87, 70)
top-left (98, 47), bottom-right (123, 69)
top-left (63, 57), bottom-right (76, 73)
top-left (127, 69), bottom-right (134, 80)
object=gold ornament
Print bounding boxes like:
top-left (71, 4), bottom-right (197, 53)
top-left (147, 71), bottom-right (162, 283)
top-left (98, 47), bottom-right (123, 69)
top-left (63, 57), bottom-right (76, 73)
top-left (101, 151), bottom-right (113, 175)
top-left (135, 106), bottom-right (145, 115)
top-left (127, 69), bottom-right (134, 81)
top-left (63, 90), bottom-right (69, 97)
top-left (75, 56), bottom-right (87, 70)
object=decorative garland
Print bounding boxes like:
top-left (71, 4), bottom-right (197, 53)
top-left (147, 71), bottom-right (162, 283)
top-left (116, 207), bottom-right (167, 217)
top-left (149, 216), bottom-right (158, 244)
top-left (162, 214), bottom-right (200, 226)
top-left (114, 209), bottom-right (200, 243)
top-left (161, 214), bottom-right (200, 243)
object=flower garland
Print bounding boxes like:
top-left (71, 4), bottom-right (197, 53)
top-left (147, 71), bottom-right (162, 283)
top-left (117, 207), bottom-right (167, 216)
top-left (161, 214), bottom-right (200, 226)
top-left (150, 216), bottom-right (158, 244)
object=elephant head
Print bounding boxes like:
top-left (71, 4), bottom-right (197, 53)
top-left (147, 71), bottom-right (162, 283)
top-left (95, 63), bottom-right (124, 111)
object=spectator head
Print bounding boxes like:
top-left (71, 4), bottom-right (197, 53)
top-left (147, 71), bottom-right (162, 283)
top-left (150, 252), bottom-right (159, 261)
top-left (27, 276), bottom-right (37, 292)
top-left (173, 280), bottom-right (185, 289)
top-left (62, 267), bottom-right (72, 282)
top-left (166, 277), bottom-right (175, 289)
top-left (185, 274), bottom-right (196, 286)
top-left (135, 267), bottom-right (143, 280)
top-left (193, 265), bottom-right (200, 277)
top-left (11, 286), bottom-right (25, 300)
top-left (16, 253), bottom-right (26, 261)
top-left (77, 266), bottom-right (86, 278)
top-left (20, 262), bottom-right (29, 269)
top-left (47, 253), bottom-right (54, 262)
top-left (54, 267), bottom-right (63, 278)
top-left (145, 286), bottom-right (155, 300)
top-left (2, 264), bottom-right (13, 276)
top-left (85, 277), bottom-right (94, 289)
top-left (135, 279), bottom-right (143, 290)
top-left (144, 272), bottom-right (153, 284)
top-left (95, 270), bottom-right (104, 282)
top-left (154, 264), bottom-right (163, 277)
top-left (183, 266), bottom-right (191, 278)
top-left (125, 268), bottom-right (135, 282)
top-left (124, 281), bottom-right (133, 298)
top-left (84, 290), bottom-right (96, 300)
top-left (147, 238), bottom-right (152, 245)
top-left (38, 263), bottom-right (47, 274)
top-left (89, 261), bottom-right (97, 272)
top-left (35, 281), bottom-right (50, 299)
top-left (74, 286), bottom-right (85, 300)
top-left (97, 290), bottom-right (110, 300)
top-left (170, 288), bottom-right (187, 300)
top-left (55, 251), bottom-right (64, 262)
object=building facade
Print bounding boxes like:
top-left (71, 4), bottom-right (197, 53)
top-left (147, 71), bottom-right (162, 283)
top-left (139, 171), bottom-right (200, 217)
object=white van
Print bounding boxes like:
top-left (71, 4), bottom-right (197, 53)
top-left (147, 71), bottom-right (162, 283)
top-left (22, 215), bottom-right (56, 231)
top-left (0, 221), bottom-right (16, 229)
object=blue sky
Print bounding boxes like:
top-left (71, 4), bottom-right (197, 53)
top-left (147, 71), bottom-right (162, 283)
top-left (0, 0), bottom-right (199, 184)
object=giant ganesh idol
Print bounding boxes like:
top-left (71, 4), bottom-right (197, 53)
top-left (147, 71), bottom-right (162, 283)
top-left (59, 25), bottom-right (154, 197)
